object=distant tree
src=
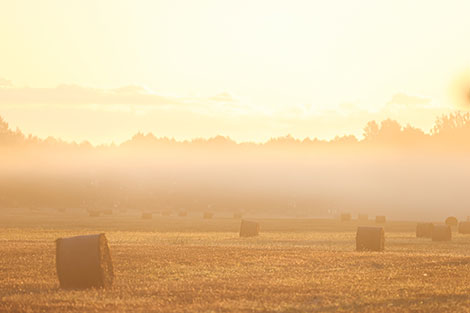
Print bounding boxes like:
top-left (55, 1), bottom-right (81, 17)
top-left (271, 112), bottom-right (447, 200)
top-left (363, 121), bottom-right (379, 141)
top-left (429, 112), bottom-right (470, 149)
top-left (0, 116), bottom-right (24, 146)
top-left (362, 119), bottom-right (427, 146)
top-left (401, 124), bottom-right (427, 144)
top-left (0, 116), bottom-right (8, 133)
top-left (332, 135), bottom-right (358, 144)
top-left (207, 135), bottom-right (236, 146)
top-left (267, 134), bottom-right (300, 146)
top-left (432, 112), bottom-right (470, 136)
top-left (377, 119), bottom-right (402, 142)
top-left (363, 119), bottom-right (402, 143)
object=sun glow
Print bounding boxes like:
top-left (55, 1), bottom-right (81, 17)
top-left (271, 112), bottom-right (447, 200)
top-left (0, 0), bottom-right (469, 143)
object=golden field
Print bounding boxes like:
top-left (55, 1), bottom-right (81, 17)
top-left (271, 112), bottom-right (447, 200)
top-left (1, 209), bottom-right (470, 312)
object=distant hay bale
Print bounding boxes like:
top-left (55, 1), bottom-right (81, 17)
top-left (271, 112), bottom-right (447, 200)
top-left (88, 211), bottom-right (100, 217)
top-left (416, 223), bottom-right (434, 238)
top-left (103, 209), bottom-right (113, 216)
top-left (432, 224), bottom-right (452, 241)
top-left (55, 233), bottom-right (114, 289)
top-left (203, 212), bottom-right (214, 219)
top-left (233, 212), bottom-right (243, 219)
top-left (358, 214), bottom-right (368, 221)
top-left (141, 212), bottom-right (152, 219)
top-left (58, 208), bottom-right (66, 213)
top-left (375, 216), bottom-right (386, 223)
top-left (162, 211), bottom-right (172, 217)
top-left (178, 211), bottom-right (188, 217)
top-left (340, 213), bottom-right (351, 221)
top-left (356, 226), bottom-right (384, 251)
top-left (239, 220), bottom-right (260, 237)
top-left (458, 221), bottom-right (470, 234)
top-left (445, 216), bottom-right (458, 226)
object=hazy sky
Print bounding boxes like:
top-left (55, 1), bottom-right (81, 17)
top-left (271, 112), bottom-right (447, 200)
top-left (1, 0), bottom-right (469, 144)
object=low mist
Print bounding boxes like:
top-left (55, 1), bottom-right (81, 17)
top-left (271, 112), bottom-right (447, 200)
top-left (1, 113), bottom-right (470, 221)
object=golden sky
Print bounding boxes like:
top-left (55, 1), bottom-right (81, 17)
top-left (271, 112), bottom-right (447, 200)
top-left (1, 0), bottom-right (469, 144)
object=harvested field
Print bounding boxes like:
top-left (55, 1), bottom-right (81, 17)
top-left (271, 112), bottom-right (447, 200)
top-left (2, 209), bottom-right (470, 312)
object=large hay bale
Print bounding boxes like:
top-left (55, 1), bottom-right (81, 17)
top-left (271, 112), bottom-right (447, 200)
top-left (55, 233), bottom-right (114, 289)
top-left (445, 216), bottom-right (458, 226)
top-left (203, 212), bottom-right (214, 219)
top-left (233, 212), bottom-right (243, 219)
top-left (239, 220), bottom-right (260, 237)
top-left (432, 224), bottom-right (452, 241)
top-left (358, 214), bottom-right (368, 221)
top-left (458, 221), bottom-right (470, 234)
top-left (178, 211), bottom-right (188, 217)
top-left (375, 216), bottom-right (386, 223)
top-left (356, 226), bottom-right (384, 251)
top-left (416, 223), bottom-right (434, 238)
top-left (340, 213), bottom-right (351, 221)
top-left (141, 212), bottom-right (152, 219)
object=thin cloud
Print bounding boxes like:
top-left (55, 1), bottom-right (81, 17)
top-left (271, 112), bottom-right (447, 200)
top-left (0, 81), bottom-right (247, 116)
top-left (209, 92), bottom-right (236, 103)
top-left (0, 83), bottom-right (176, 107)
top-left (0, 79), bottom-right (452, 139)
top-left (387, 93), bottom-right (431, 106)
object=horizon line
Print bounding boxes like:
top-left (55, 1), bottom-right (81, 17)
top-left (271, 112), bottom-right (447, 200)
top-left (0, 112), bottom-right (464, 148)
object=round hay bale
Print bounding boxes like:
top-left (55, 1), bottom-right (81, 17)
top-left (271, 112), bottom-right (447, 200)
top-left (141, 212), bottom-right (152, 219)
top-left (458, 221), bottom-right (470, 234)
top-left (358, 214), bottom-right (368, 221)
top-left (239, 220), bottom-right (260, 237)
top-left (340, 213), bottom-right (351, 222)
top-left (356, 226), bottom-right (384, 251)
top-left (178, 211), bottom-right (188, 217)
top-left (416, 223), bottom-right (434, 238)
top-left (375, 216), bottom-right (386, 223)
top-left (203, 212), bottom-right (214, 219)
top-left (55, 233), bottom-right (114, 289)
top-left (432, 224), bottom-right (452, 241)
top-left (445, 216), bottom-right (458, 226)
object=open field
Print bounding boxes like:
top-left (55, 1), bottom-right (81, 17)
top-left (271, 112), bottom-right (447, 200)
top-left (2, 208), bottom-right (470, 312)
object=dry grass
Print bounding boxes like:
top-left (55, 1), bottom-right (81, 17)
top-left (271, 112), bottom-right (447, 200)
top-left (1, 209), bottom-right (470, 312)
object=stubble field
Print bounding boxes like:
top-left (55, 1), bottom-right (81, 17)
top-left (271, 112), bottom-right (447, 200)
top-left (1, 208), bottom-right (470, 312)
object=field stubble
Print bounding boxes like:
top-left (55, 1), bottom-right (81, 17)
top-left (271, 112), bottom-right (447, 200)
top-left (1, 209), bottom-right (470, 312)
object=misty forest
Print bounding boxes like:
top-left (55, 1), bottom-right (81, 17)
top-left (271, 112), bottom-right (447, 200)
top-left (2, 112), bottom-right (470, 220)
